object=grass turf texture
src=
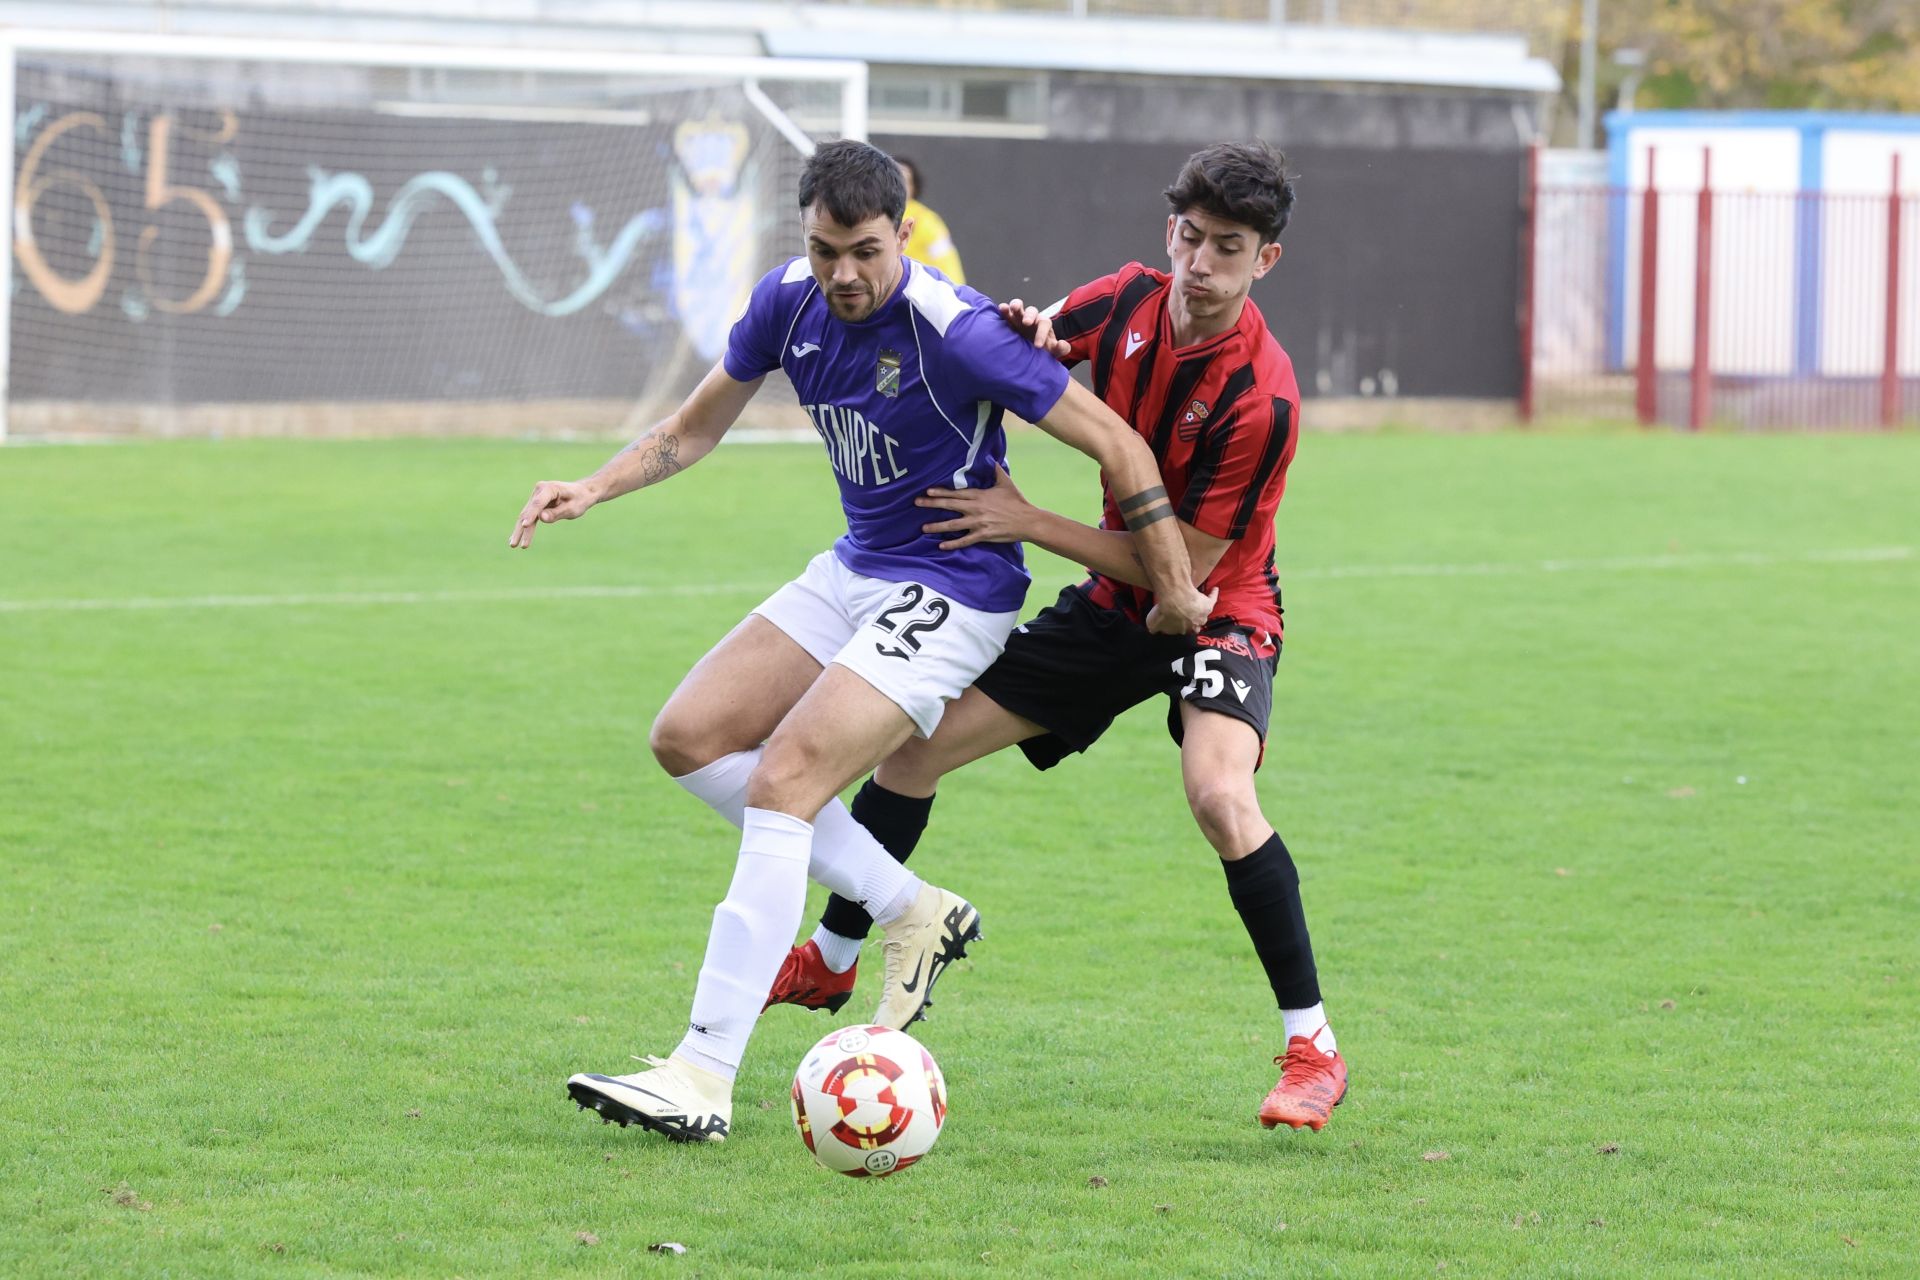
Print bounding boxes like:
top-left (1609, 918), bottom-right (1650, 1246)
top-left (1, 429), bottom-right (1915, 1279)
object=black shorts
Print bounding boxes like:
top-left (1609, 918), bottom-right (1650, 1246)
top-left (973, 583), bottom-right (1279, 771)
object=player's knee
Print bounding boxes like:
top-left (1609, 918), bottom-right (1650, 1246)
top-left (744, 738), bottom-right (831, 817)
top-left (649, 709), bottom-right (717, 778)
top-left (875, 734), bottom-right (946, 796)
top-left (1185, 778), bottom-right (1263, 854)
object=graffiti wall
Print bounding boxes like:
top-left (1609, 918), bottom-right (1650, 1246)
top-left (11, 60), bottom-right (1525, 422)
top-left (10, 62), bottom-right (783, 408)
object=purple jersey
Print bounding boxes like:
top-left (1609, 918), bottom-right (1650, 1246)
top-left (724, 257), bottom-right (1070, 613)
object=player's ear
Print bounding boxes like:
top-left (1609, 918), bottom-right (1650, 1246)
top-left (1165, 214), bottom-right (1177, 253)
top-left (898, 216), bottom-right (914, 250)
top-left (1252, 241), bottom-right (1282, 279)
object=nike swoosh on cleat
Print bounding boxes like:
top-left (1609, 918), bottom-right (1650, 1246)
top-left (900, 956), bottom-right (927, 994)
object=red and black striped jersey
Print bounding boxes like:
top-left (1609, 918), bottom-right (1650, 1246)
top-left (1048, 262), bottom-right (1300, 642)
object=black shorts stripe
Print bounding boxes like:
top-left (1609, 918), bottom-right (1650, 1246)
top-left (1091, 273), bottom-right (1164, 399)
top-left (1227, 397), bottom-right (1294, 539)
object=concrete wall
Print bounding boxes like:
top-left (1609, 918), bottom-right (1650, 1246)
top-left (1044, 74), bottom-right (1541, 150)
top-left (878, 133), bottom-right (1526, 400)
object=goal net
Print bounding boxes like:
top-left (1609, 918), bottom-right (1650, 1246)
top-left (2, 33), bottom-right (865, 440)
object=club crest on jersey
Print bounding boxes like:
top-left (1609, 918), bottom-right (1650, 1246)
top-left (876, 349), bottom-right (903, 398)
top-left (1178, 399), bottom-right (1212, 441)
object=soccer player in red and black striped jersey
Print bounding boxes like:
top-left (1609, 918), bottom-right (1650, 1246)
top-left (768, 142), bottom-right (1346, 1131)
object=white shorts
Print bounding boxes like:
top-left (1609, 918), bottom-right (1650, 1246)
top-left (753, 550), bottom-right (1021, 738)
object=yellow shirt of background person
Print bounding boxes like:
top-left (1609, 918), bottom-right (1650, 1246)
top-left (897, 157), bottom-right (966, 285)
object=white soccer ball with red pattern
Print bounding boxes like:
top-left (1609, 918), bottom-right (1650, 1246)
top-left (790, 1024), bottom-right (947, 1177)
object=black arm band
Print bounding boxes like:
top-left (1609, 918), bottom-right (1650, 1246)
top-left (1123, 503), bottom-right (1175, 532)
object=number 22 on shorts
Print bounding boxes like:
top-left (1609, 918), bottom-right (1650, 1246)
top-left (873, 584), bottom-right (951, 661)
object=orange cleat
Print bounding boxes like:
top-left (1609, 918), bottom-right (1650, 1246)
top-left (763, 940), bottom-right (857, 1014)
top-left (1258, 1034), bottom-right (1348, 1131)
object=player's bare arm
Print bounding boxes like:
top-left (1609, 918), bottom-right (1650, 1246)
top-left (1032, 380), bottom-right (1216, 633)
top-left (979, 300), bottom-right (1232, 587)
top-left (919, 463), bottom-right (1230, 589)
top-left (508, 362), bottom-right (762, 549)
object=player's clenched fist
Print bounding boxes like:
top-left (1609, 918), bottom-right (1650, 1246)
top-left (1146, 587), bottom-right (1218, 637)
top-left (509, 479), bottom-right (596, 548)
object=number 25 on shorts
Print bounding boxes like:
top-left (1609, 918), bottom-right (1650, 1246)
top-left (1173, 650), bottom-right (1224, 699)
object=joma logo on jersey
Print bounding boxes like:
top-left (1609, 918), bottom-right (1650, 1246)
top-left (804, 403), bottom-right (908, 487)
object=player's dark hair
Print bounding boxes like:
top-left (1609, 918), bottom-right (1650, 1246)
top-left (798, 139), bottom-right (908, 229)
top-left (1164, 142), bottom-right (1296, 243)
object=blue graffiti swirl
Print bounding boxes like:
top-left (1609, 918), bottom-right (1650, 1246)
top-left (243, 167), bottom-right (665, 318)
top-left (121, 112), bottom-right (142, 174)
top-left (210, 153), bottom-right (241, 201)
top-left (14, 104), bottom-right (47, 148)
top-left (216, 257), bottom-right (247, 317)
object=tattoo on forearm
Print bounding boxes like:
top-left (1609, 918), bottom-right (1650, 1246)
top-left (632, 431), bottom-right (682, 485)
top-left (1123, 502), bottom-right (1174, 532)
top-left (1117, 486), bottom-right (1168, 516)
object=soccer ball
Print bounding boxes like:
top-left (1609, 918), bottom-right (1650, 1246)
top-left (790, 1024), bottom-right (947, 1177)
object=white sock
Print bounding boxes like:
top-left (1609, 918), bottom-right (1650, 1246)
top-left (674, 808), bottom-right (812, 1080)
top-left (810, 926), bottom-right (864, 974)
top-left (674, 752), bottom-right (921, 921)
top-left (672, 750), bottom-right (759, 827)
top-left (1282, 1003), bottom-right (1336, 1053)
top-left (808, 799), bottom-right (922, 925)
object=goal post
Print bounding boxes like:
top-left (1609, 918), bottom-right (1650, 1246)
top-left (0, 30), bottom-right (868, 442)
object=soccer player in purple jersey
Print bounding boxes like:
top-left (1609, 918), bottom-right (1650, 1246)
top-left (507, 140), bottom-right (1213, 1144)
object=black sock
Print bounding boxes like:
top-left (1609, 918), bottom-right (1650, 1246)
top-left (818, 778), bottom-right (936, 940)
top-left (1221, 832), bottom-right (1322, 1009)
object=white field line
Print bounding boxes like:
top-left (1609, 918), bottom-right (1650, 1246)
top-left (1290, 544), bottom-right (1913, 580)
top-left (0, 581), bottom-right (768, 614)
top-left (0, 546), bottom-right (1909, 615)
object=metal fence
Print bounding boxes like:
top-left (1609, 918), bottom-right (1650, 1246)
top-left (1522, 151), bottom-right (1919, 429)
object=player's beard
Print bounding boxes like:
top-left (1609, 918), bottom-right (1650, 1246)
top-left (827, 262), bottom-right (900, 322)
top-left (828, 286), bottom-right (876, 321)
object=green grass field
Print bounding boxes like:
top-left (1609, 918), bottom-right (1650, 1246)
top-left (3, 428), bottom-right (1916, 1278)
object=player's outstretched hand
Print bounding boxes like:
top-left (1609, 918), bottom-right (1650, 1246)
top-left (917, 463), bottom-right (1034, 549)
top-left (996, 298), bottom-right (1070, 360)
top-left (1145, 586), bottom-right (1218, 636)
top-left (509, 479), bottom-right (596, 549)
